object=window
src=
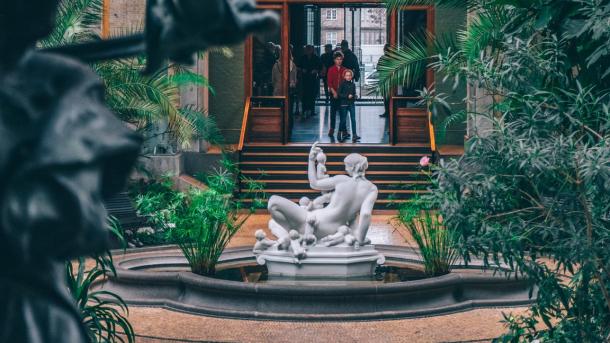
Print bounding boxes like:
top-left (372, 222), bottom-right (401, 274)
top-left (325, 32), bottom-right (337, 45)
top-left (326, 9), bottom-right (337, 20)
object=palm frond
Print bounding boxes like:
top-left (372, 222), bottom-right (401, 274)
top-left (377, 34), bottom-right (430, 98)
top-left (377, 32), bottom-right (457, 97)
top-left (40, 0), bottom-right (102, 48)
top-left (383, 0), bottom-right (476, 11)
top-left (458, 6), bottom-right (510, 62)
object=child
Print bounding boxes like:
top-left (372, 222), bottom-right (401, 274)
top-left (338, 70), bottom-right (361, 142)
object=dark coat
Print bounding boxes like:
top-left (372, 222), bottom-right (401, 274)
top-left (341, 49), bottom-right (360, 81)
top-left (338, 80), bottom-right (357, 106)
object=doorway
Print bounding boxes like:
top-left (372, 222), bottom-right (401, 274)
top-left (288, 4), bottom-right (389, 144)
top-left (241, 3), bottom-right (434, 147)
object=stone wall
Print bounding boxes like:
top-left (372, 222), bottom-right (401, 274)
top-left (108, 0), bottom-right (146, 34)
top-left (209, 45), bottom-right (246, 144)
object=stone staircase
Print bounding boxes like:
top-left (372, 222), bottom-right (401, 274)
top-left (238, 144), bottom-right (433, 210)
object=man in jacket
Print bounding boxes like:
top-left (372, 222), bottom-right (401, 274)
top-left (340, 40), bottom-right (360, 82)
top-left (326, 51), bottom-right (347, 138)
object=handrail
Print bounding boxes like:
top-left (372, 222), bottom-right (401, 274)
top-left (391, 96), bottom-right (423, 100)
top-left (428, 110), bottom-right (436, 152)
top-left (250, 96), bottom-right (285, 99)
top-left (238, 96), bottom-right (251, 152)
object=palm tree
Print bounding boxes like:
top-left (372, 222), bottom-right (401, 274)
top-left (40, 0), bottom-right (223, 149)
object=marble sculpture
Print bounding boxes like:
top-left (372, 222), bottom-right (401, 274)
top-left (254, 143), bottom-right (385, 277)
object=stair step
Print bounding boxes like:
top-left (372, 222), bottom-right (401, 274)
top-left (240, 170), bottom-right (425, 176)
top-left (238, 162), bottom-right (421, 172)
top-left (242, 145), bottom-right (432, 155)
top-left (241, 152), bottom-right (427, 163)
top-left (239, 198), bottom-right (413, 209)
top-left (238, 144), bottom-right (432, 211)
top-left (240, 189), bottom-right (427, 194)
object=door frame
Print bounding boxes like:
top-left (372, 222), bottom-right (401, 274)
top-left (244, 1), bottom-right (435, 146)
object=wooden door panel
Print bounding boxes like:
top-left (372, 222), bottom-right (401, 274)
top-left (394, 107), bottom-right (429, 144)
top-left (247, 107), bottom-right (283, 143)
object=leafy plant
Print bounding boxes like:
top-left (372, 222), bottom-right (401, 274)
top-left (66, 217), bottom-right (135, 343)
top-left (40, 0), bottom-right (223, 149)
top-left (381, 0), bottom-right (610, 341)
top-left (396, 197), bottom-right (460, 277)
top-left (169, 160), bottom-right (265, 276)
top-left (132, 174), bottom-right (185, 232)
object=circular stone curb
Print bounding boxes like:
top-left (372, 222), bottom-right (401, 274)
top-left (97, 245), bottom-right (536, 321)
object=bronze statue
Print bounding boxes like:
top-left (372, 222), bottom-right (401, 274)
top-left (0, 1), bottom-right (278, 341)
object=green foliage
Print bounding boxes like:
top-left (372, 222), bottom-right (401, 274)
top-left (38, 0), bottom-right (102, 48)
top-left (396, 197), bottom-right (460, 277)
top-left (131, 156), bottom-right (265, 273)
top-left (382, 0), bottom-right (610, 340)
top-left (66, 218), bottom-right (135, 343)
top-left (168, 158), bottom-right (265, 276)
top-left (40, 0), bottom-right (223, 149)
top-left (132, 174), bottom-right (185, 233)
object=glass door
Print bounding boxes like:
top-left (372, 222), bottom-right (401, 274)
top-left (245, 5), bottom-right (287, 144)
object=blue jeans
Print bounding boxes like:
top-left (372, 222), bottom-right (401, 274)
top-left (329, 98), bottom-right (340, 130)
top-left (340, 104), bottom-right (357, 135)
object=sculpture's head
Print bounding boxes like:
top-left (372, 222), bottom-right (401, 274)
top-left (289, 230), bottom-right (300, 240)
top-left (344, 153), bottom-right (368, 178)
top-left (255, 229), bottom-right (267, 240)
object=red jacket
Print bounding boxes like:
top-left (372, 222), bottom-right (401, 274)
top-left (327, 65), bottom-right (347, 93)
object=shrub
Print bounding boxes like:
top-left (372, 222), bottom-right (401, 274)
top-left (396, 197), bottom-right (459, 277)
top-left (382, 0), bottom-right (610, 340)
top-left (169, 164), bottom-right (263, 276)
top-left (66, 217), bottom-right (135, 343)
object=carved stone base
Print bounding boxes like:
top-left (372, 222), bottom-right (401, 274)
top-left (256, 245), bottom-right (386, 279)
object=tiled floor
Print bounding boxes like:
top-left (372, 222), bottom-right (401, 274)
top-left (227, 214), bottom-right (408, 248)
top-left (290, 103), bottom-right (389, 144)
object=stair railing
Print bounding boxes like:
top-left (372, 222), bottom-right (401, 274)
top-left (238, 96), bottom-right (251, 152)
top-left (428, 109), bottom-right (436, 153)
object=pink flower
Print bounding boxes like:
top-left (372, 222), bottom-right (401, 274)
top-left (419, 156), bottom-right (430, 167)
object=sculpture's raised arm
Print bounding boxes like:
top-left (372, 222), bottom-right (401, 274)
top-left (308, 142), bottom-right (343, 191)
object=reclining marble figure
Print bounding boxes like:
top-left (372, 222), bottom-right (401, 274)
top-left (257, 142), bottom-right (378, 259)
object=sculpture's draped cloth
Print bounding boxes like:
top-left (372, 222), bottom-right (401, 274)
top-left (0, 52), bottom-right (141, 342)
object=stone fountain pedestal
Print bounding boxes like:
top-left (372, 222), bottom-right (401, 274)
top-left (256, 245), bottom-right (385, 279)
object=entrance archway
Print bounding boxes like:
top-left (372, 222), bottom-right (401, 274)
top-left (239, 1), bottom-right (434, 148)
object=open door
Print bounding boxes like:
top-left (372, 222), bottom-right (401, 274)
top-left (240, 4), bottom-right (288, 146)
top-left (390, 6), bottom-right (435, 147)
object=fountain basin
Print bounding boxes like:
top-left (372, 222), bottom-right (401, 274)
top-left (97, 245), bottom-right (536, 321)
top-left (257, 245), bottom-right (386, 279)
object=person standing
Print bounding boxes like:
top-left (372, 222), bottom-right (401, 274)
top-left (338, 69), bottom-right (361, 142)
top-left (320, 44), bottom-right (334, 103)
top-left (340, 40), bottom-right (360, 82)
top-left (298, 45), bottom-right (322, 118)
top-left (326, 51), bottom-right (346, 139)
top-left (379, 43), bottom-right (391, 117)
